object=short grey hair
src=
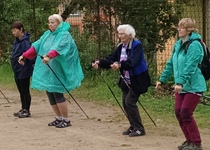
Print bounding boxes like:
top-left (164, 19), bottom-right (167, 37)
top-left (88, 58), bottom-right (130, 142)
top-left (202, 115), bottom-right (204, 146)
top-left (117, 24), bottom-right (136, 38)
top-left (48, 14), bottom-right (63, 24)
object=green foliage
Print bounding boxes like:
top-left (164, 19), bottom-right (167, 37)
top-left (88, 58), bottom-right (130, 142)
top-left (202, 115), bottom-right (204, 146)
top-left (0, 0), bottom-right (59, 64)
top-left (29, 0), bottom-right (60, 40)
top-left (71, 28), bottom-right (115, 75)
top-left (70, 0), bottom-right (185, 78)
top-left (70, 29), bottom-right (98, 76)
top-left (81, 0), bottom-right (183, 52)
top-left (0, 0), bottom-right (29, 63)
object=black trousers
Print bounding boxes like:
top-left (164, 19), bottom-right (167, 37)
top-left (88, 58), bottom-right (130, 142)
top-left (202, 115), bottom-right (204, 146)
top-left (15, 77), bottom-right (31, 111)
top-left (122, 88), bottom-right (144, 131)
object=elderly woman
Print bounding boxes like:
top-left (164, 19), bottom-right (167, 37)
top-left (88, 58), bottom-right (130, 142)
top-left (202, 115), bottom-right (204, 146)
top-left (92, 24), bottom-right (151, 137)
top-left (156, 18), bottom-right (206, 150)
top-left (19, 14), bottom-right (84, 128)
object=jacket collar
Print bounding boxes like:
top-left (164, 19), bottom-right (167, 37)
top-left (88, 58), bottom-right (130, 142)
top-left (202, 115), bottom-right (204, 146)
top-left (128, 39), bottom-right (134, 49)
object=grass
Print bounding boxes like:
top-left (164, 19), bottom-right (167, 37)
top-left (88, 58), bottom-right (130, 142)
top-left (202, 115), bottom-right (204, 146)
top-left (71, 71), bottom-right (210, 129)
top-left (0, 63), bottom-right (14, 88)
top-left (1, 63), bottom-right (210, 129)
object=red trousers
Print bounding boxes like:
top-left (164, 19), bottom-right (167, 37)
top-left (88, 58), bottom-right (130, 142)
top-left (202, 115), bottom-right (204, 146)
top-left (175, 92), bottom-right (201, 146)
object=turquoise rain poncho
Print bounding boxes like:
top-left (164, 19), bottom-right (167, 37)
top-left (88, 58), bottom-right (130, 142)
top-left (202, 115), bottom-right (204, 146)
top-left (31, 22), bottom-right (84, 93)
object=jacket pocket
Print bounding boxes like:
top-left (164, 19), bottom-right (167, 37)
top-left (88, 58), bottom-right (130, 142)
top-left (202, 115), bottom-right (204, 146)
top-left (131, 70), bottom-right (151, 95)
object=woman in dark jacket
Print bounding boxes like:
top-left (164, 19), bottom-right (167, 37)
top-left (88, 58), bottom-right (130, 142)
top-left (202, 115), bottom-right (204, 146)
top-left (11, 21), bottom-right (34, 118)
top-left (92, 24), bottom-right (150, 137)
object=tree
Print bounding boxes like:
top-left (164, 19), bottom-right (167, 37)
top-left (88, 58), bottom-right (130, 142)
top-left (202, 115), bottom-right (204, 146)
top-left (0, 0), bottom-right (59, 64)
top-left (59, 0), bottom-right (81, 20)
top-left (73, 0), bottom-right (182, 68)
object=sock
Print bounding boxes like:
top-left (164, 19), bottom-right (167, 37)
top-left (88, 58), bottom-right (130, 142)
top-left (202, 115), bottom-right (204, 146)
top-left (62, 117), bottom-right (70, 122)
top-left (56, 116), bottom-right (62, 121)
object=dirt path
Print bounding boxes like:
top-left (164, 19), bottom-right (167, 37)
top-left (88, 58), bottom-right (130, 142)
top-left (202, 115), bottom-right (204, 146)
top-left (0, 89), bottom-right (210, 150)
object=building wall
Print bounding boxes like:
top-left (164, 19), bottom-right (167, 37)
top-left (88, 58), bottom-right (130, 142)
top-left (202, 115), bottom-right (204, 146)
top-left (66, 15), bottom-right (83, 33)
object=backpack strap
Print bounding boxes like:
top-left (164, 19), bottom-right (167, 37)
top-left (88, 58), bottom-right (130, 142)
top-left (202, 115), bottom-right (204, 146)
top-left (184, 39), bottom-right (202, 53)
top-left (185, 39), bottom-right (206, 67)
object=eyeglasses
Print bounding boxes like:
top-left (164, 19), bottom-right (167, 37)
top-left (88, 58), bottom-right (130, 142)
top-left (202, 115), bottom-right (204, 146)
top-left (177, 26), bottom-right (186, 30)
top-left (118, 33), bottom-right (125, 36)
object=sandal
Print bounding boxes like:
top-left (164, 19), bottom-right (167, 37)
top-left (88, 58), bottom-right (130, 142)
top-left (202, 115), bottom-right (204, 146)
top-left (48, 118), bottom-right (62, 126)
top-left (55, 120), bottom-right (71, 128)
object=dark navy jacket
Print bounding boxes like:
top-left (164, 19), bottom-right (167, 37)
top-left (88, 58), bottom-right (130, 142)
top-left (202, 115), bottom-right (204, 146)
top-left (99, 39), bottom-right (151, 94)
top-left (10, 33), bottom-right (34, 79)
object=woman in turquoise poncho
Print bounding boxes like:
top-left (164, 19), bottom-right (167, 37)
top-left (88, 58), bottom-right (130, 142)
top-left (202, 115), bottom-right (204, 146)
top-left (18, 14), bottom-right (84, 128)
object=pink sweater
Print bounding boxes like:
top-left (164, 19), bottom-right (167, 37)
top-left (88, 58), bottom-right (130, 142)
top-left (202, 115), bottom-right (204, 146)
top-left (23, 47), bottom-right (59, 59)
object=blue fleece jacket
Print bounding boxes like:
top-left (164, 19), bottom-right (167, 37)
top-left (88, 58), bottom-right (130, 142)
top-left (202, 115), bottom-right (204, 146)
top-left (10, 33), bottom-right (33, 79)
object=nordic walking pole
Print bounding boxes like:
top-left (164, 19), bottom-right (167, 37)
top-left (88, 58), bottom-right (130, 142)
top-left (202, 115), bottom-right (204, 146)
top-left (100, 72), bottom-right (128, 119)
top-left (178, 90), bottom-right (210, 106)
top-left (199, 95), bottom-right (210, 106)
top-left (0, 90), bottom-right (10, 103)
top-left (159, 86), bottom-right (210, 106)
top-left (118, 71), bottom-right (156, 126)
top-left (137, 99), bottom-right (156, 126)
top-left (40, 55), bottom-right (89, 119)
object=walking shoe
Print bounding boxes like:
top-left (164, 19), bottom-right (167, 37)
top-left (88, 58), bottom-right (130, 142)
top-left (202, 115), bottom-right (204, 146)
top-left (18, 109), bottom-right (31, 118)
top-left (55, 120), bottom-right (71, 128)
top-left (182, 143), bottom-right (202, 150)
top-left (13, 109), bottom-right (23, 117)
top-left (178, 141), bottom-right (190, 150)
top-left (122, 127), bottom-right (134, 135)
top-left (48, 118), bottom-right (62, 126)
top-left (129, 129), bottom-right (145, 137)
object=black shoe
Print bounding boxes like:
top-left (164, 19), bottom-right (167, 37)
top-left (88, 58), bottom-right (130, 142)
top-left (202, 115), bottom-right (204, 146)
top-left (178, 141), bottom-right (190, 150)
top-left (122, 127), bottom-right (134, 135)
top-left (48, 118), bottom-right (62, 126)
top-left (18, 109), bottom-right (31, 118)
top-left (182, 143), bottom-right (202, 150)
top-left (55, 120), bottom-right (71, 128)
top-left (13, 109), bottom-right (23, 117)
top-left (129, 130), bottom-right (145, 137)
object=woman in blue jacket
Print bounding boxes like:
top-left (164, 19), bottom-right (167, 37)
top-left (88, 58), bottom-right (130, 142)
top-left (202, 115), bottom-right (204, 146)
top-left (11, 21), bottom-right (34, 118)
top-left (156, 18), bottom-right (206, 150)
top-left (92, 24), bottom-right (151, 137)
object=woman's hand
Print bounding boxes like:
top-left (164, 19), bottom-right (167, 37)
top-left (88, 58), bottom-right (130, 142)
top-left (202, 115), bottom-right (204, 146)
top-left (92, 60), bottom-right (99, 69)
top-left (110, 62), bottom-right (120, 70)
top-left (174, 84), bottom-right (182, 93)
top-left (155, 81), bottom-right (162, 89)
top-left (18, 55), bottom-right (25, 65)
top-left (42, 55), bottom-right (51, 64)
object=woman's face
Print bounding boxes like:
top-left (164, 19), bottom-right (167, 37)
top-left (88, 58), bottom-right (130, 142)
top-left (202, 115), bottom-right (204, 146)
top-left (11, 28), bottom-right (23, 39)
top-left (118, 29), bottom-right (131, 44)
top-left (177, 25), bottom-right (190, 39)
top-left (48, 19), bottom-right (59, 32)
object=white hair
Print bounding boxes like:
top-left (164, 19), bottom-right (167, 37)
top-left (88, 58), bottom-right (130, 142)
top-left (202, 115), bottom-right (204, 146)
top-left (117, 24), bottom-right (136, 38)
top-left (48, 14), bottom-right (63, 24)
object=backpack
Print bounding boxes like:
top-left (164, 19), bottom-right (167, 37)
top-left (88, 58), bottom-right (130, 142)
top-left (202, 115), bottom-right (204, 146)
top-left (185, 39), bottom-right (210, 80)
